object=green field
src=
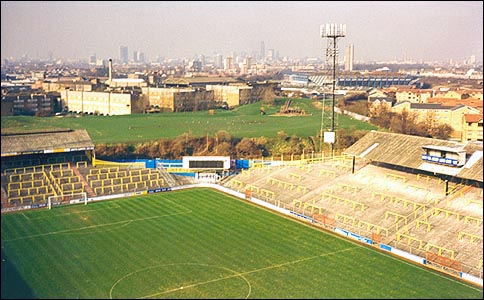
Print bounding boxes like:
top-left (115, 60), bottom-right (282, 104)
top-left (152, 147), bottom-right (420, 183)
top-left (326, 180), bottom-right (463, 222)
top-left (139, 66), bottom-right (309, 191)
top-left (0, 98), bottom-right (377, 144)
top-left (1, 188), bottom-right (481, 299)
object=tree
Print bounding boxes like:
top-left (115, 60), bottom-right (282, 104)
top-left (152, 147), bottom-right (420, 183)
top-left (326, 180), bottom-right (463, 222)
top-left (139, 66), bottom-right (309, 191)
top-left (133, 143), bottom-right (151, 158)
top-left (95, 144), bottom-right (108, 158)
top-left (369, 102), bottom-right (393, 128)
top-left (262, 86), bottom-right (276, 105)
top-left (414, 121), bottom-right (432, 137)
top-left (215, 130), bottom-right (231, 143)
top-left (235, 138), bottom-right (259, 158)
top-left (214, 141), bottom-right (232, 156)
top-left (430, 124), bottom-right (453, 140)
top-left (336, 128), bottom-right (367, 150)
top-left (277, 130), bottom-right (288, 141)
top-left (151, 140), bottom-right (173, 158)
top-left (390, 109), bottom-right (417, 135)
top-left (170, 132), bottom-right (192, 157)
top-left (113, 144), bottom-right (129, 158)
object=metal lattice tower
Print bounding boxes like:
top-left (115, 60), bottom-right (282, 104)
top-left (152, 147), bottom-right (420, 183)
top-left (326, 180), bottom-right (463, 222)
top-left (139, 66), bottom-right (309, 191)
top-left (320, 23), bottom-right (345, 155)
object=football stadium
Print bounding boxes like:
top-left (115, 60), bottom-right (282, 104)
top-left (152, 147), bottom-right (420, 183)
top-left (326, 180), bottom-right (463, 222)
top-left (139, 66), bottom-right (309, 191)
top-left (1, 128), bottom-right (483, 298)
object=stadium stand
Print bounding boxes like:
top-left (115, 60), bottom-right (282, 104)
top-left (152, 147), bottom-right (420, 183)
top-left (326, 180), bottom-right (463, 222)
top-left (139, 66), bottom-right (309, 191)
top-left (224, 131), bottom-right (483, 279)
top-left (1, 130), bottom-right (94, 208)
top-left (1, 129), bottom-right (183, 209)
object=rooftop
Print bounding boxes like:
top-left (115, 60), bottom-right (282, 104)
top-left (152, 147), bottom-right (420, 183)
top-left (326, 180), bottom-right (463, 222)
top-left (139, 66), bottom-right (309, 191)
top-left (1, 129), bottom-right (94, 157)
top-left (343, 130), bottom-right (482, 182)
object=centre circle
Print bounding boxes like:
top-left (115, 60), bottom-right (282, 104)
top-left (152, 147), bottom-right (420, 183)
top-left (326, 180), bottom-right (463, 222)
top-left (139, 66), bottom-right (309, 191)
top-left (109, 263), bottom-right (251, 299)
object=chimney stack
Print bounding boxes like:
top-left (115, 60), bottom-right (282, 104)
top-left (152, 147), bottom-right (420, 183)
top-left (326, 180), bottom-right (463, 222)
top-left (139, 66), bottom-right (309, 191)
top-left (108, 58), bottom-right (113, 81)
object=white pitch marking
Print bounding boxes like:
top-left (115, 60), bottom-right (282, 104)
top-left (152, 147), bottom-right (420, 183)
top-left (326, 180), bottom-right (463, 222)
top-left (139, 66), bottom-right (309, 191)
top-left (136, 248), bottom-right (356, 299)
top-left (3, 210), bottom-right (192, 242)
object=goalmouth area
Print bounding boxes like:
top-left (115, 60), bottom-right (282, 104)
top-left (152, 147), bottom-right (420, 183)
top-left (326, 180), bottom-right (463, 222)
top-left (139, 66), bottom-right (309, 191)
top-left (1, 188), bottom-right (482, 299)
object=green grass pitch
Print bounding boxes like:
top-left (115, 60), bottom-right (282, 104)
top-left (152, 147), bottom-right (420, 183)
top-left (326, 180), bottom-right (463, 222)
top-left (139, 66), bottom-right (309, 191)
top-left (1, 188), bottom-right (481, 298)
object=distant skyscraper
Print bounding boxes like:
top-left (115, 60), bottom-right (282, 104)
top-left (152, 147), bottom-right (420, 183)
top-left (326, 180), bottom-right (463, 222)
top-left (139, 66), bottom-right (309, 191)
top-left (267, 49), bottom-right (274, 61)
top-left (345, 44), bottom-right (354, 71)
top-left (133, 50), bottom-right (144, 63)
top-left (96, 59), bottom-right (106, 67)
top-left (244, 56), bottom-right (253, 69)
top-left (224, 57), bottom-right (234, 70)
top-left (119, 46), bottom-right (128, 64)
top-left (470, 54), bottom-right (476, 64)
top-left (88, 54), bottom-right (96, 65)
top-left (214, 54), bottom-right (223, 68)
top-left (260, 41), bottom-right (265, 61)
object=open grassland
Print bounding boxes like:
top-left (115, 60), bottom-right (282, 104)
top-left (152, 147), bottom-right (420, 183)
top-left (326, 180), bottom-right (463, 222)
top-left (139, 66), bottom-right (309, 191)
top-left (1, 188), bottom-right (481, 299)
top-left (1, 98), bottom-right (377, 144)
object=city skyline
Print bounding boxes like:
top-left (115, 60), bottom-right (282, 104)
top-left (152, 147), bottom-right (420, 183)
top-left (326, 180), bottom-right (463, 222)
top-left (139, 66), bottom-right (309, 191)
top-left (1, 1), bottom-right (483, 63)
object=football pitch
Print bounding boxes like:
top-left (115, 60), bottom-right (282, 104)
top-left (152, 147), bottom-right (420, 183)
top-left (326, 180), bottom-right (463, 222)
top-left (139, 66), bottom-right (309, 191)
top-left (1, 188), bottom-right (482, 299)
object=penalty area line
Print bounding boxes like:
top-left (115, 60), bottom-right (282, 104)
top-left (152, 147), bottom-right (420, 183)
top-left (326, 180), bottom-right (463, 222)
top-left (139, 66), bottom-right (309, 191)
top-left (24, 204), bottom-right (123, 220)
top-left (3, 210), bottom-right (192, 242)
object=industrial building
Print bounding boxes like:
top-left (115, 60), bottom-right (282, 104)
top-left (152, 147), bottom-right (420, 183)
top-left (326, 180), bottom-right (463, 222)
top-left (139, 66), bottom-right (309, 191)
top-left (60, 90), bottom-right (144, 115)
top-left (141, 87), bottom-right (215, 112)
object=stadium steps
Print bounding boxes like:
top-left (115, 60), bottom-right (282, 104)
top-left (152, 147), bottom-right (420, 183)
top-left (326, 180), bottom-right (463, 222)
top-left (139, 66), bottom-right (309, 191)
top-left (219, 174), bottom-right (236, 185)
top-left (157, 167), bottom-right (178, 187)
top-left (1, 185), bottom-right (7, 204)
top-left (69, 162), bottom-right (95, 198)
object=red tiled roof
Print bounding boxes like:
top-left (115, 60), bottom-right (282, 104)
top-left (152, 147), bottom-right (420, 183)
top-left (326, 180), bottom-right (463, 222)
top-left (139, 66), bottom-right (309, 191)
top-left (464, 114), bottom-right (483, 123)
top-left (428, 97), bottom-right (483, 108)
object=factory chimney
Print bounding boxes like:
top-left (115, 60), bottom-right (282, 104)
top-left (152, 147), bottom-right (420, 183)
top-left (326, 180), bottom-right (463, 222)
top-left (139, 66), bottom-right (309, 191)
top-left (108, 58), bottom-right (113, 82)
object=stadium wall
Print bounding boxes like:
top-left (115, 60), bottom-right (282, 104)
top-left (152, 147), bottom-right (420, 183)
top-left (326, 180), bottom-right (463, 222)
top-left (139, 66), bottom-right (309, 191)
top-left (104, 158), bottom-right (252, 170)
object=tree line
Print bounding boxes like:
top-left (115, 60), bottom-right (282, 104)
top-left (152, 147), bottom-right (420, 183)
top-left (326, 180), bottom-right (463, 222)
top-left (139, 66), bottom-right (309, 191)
top-left (95, 129), bottom-right (367, 160)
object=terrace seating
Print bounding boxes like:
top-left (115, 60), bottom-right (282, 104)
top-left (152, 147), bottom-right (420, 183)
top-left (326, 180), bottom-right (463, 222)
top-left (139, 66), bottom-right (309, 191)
top-left (2, 163), bottom-right (73, 206)
top-left (224, 159), bottom-right (483, 278)
top-left (84, 167), bottom-right (165, 196)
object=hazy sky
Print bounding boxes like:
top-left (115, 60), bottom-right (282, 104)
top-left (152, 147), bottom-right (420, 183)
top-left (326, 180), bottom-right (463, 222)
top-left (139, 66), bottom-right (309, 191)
top-left (1, 1), bottom-right (482, 63)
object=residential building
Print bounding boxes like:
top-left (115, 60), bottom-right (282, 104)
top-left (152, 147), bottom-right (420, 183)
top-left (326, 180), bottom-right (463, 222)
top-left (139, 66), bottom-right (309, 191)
top-left (395, 88), bottom-right (434, 103)
top-left (427, 97), bottom-right (483, 114)
top-left (2, 92), bottom-right (58, 116)
top-left (462, 114), bottom-right (483, 142)
top-left (392, 101), bottom-right (480, 139)
top-left (1, 98), bottom-right (14, 116)
top-left (439, 90), bottom-right (472, 99)
top-left (367, 88), bottom-right (396, 109)
top-left (469, 90), bottom-right (483, 100)
top-left (435, 89), bottom-right (483, 101)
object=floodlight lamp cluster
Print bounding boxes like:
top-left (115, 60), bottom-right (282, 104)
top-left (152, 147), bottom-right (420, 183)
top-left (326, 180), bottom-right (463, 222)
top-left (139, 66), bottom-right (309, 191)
top-left (320, 23), bottom-right (346, 38)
